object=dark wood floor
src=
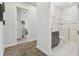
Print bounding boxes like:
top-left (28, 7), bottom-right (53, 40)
top-left (3, 41), bottom-right (47, 56)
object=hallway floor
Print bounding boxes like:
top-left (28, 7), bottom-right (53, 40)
top-left (3, 41), bottom-right (47, 56)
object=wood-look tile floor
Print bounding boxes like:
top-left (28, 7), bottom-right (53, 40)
top-left (3, 41), bottom-right (47, 56)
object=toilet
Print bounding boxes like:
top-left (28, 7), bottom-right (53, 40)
top-left (59, 36), bottom-right (63, 40)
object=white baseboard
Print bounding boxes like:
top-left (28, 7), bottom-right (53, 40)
top-left (37, 45), bottom-right (50, 56)
top-left (4, 39), bottom-right (36, 48)
top-left (4, 42), bottom-right (17, 48)
top-left (0, 47), bottom-right (5, 56)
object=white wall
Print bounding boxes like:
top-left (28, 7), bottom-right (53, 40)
top-left (36, 2), bottom-right (51, 55)
top-left (3, 2), bottom-right (37, 47)
top-left (3, 2), bottom-right (17, 47)
top-left (27, 5), bottom-right (37, 39)
top-left (0, 22), bottom-right (4, 56)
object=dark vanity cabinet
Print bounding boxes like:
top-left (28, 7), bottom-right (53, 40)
top-left (51, 31), bottom-right (59, 48)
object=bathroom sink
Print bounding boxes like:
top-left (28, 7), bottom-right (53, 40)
top-left (51, 29), bottom-right (58, 32)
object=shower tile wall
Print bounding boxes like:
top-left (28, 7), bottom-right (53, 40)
top-left (51, 4), bottom-right (63, 31)
top-left (70, 24), bottom-right (79, 41)
top-left (17, 7), bottom-right (22, 40)
top-left (61, 5), bottom-right (79, 41)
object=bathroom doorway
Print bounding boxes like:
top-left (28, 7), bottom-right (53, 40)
top-left (16, 6), bottom-right (28, 42)
top-left (51, 2), bottom-right (79, 56)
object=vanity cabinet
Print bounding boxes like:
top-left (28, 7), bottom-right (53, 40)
top-left (51, 31), bottom-right (59, 48)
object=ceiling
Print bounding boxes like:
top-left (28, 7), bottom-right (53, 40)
top-left (53, 2), bottom-right (78, 9)
top-left (23, 2), bottom-right (37, 7)
top-left (23, 2), bottom-right (78, 9)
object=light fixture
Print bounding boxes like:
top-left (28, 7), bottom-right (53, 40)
top-left (68, 2), bottom-right (72, 5)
